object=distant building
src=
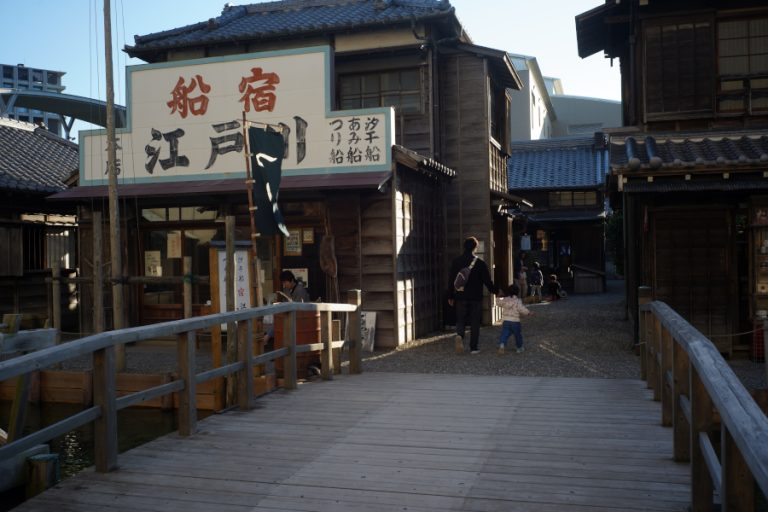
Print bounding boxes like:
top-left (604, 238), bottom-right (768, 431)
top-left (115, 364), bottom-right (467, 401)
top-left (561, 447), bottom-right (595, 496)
top-left (0, 63), bottom-right (65, 136)
top-left (508, 54), bottom-right (556, 140)
top-left (508, 134), bottom-right (610, 293)
top-left (507, 53), bottom-right (621, 140)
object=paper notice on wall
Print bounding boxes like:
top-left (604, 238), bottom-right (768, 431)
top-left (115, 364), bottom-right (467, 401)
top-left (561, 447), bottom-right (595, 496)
top-left (361, 311), bottom-right (377, 352)
top-left (217, 249), bottom-right (252, 331)
top-left (144, 251), bottom-right (162, 277)
top-left (167, 231), bottom-right (182, 258)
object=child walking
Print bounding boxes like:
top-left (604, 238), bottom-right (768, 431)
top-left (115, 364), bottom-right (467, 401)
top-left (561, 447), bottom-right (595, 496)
top-left (497, 284), bottom-right (533, 355)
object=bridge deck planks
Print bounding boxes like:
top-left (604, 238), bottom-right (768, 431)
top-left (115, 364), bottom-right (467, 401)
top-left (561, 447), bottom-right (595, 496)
top-left (15, 373), bottom-right (690, 512)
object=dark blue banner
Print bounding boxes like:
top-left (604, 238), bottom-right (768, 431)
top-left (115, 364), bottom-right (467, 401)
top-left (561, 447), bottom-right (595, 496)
top-left (247, 127), bottom-right (289, 237)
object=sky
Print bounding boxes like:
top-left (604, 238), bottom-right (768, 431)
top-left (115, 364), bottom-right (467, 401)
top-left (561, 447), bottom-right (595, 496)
top-left (1, 0), bottom-right (620, 137)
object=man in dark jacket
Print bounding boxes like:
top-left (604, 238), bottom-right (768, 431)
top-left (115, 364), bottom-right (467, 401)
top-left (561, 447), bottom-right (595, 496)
top-left (447, 236), bottom-right (497, 354)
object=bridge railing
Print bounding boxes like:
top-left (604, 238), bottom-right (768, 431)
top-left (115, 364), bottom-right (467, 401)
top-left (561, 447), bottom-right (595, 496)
top-left (638, 292), bottom-right (768, 511)
top-left (0, 290), bottom-right (362, 473)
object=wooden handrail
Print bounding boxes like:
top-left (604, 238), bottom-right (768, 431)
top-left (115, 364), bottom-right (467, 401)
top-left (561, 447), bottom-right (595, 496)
top-left (0, 291), bottom-right (362, 474)
top-left (639, 296), bottom-right (768, 510)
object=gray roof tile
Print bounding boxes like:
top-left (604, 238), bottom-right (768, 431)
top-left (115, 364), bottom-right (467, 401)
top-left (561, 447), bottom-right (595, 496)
top-left (610, 130), bottom-right (768, 171)
top-left (0, 118), bottom-right (78, 194)
top-left (128, 0), bottom-right (454, 53)
top-left (508, 136), bottom-right (609, 190)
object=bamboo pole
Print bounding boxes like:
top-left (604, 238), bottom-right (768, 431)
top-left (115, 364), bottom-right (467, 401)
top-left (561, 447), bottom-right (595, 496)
top-left (242, 113), bottom-right (264, 308)
top-left (103, 0), bottom-right (125, 370)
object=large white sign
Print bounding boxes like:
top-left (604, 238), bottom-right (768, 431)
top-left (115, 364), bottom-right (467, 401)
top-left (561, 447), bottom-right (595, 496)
top-left (80, 46), bottom-right (394, 186)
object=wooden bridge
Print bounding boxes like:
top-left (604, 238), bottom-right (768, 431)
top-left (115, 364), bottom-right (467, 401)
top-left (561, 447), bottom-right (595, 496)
top-left (2, 292), bottom-right (768, 511)
top-left (13, 374), bottom-right (688, 512)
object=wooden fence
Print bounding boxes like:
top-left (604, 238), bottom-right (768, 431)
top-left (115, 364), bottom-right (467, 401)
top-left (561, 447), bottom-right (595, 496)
top-left (638, 290), bottom-right (768, 511)
top-left (0, 291), bottom-right (362, 474)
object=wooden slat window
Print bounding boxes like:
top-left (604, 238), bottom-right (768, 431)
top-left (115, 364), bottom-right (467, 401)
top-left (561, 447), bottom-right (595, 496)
top-left (644, 21), bottom-right (714, 118)
top-left (548, 191), bottom-right (597, 208)
top-left (717, 17), bottom-right (768, 114)
top-left (338, 69), bottom-right (423, 114)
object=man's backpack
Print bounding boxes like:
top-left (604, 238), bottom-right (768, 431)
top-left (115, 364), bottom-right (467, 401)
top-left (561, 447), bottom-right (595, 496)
top-left (453, 257), bottom-right (478, 292)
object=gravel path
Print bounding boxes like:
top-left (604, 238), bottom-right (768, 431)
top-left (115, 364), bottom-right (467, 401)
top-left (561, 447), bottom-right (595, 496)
top-left (56, 280), bottom-right (766, 391)
top-left (361, 280), bottom-right (768, 391)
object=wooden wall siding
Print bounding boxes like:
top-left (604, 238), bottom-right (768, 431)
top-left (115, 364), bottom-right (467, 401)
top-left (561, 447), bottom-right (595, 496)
top-left (440, 53), bottom-right (492, 253)
top-left (570, 223), bottom-right (605, 272)
top-left (0, 225), bottom-right (22, 276)
top-left (327, 194), bottom-right (363, 299)
top-left (489, 142), bottom-right (508, 194)
top-left (360, 192), bottom-right (397, 347)
top-left (394, 171), bottom-right (444, 343)
top-left (651, 208), bottom-right (733, 355)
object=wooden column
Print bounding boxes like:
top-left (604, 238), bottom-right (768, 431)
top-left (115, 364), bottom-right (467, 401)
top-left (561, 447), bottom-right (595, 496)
top-left (721, 427), bottom-right (754, 511)
top-left (93, 345), bottom-right (117, 472)
top-left (638, 286), bottom-right (652, 380)
top-left (25, 453), bottom-right (59, 498)
top-left (320, 311), bottom-right (333, 380)
top-left (690, 368), bottom-right (714, 511)
top-left (282, 311), bottom-right (297, 390)
top-left (672, 340), bottom-right (691, 462)
top-left (660, 326), bottom-right (673, 427)
top-left (237, 319), bottom-right (254, 410)
top-left (51, 264), bottom-right (61, 347)
top-left (225, 215), bottom-right (237, 407)
top-left (347, 290), bottom-right (362, 375)
top-left (177, 330), bottom-right (196, 436)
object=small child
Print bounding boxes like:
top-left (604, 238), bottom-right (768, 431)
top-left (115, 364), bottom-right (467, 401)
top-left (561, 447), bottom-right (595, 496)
top-left (528, 262), bottom-right (544, 302)
top-left (496, 283), bottom-right (532, 355)
top-left (546, 274), bottom-right (562, 302)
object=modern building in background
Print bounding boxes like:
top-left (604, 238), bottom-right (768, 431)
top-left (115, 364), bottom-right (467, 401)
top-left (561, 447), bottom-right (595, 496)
top-left (507, 53), bottom-right (621, 141)
top-left (0, 63), bottom-right (65, 137)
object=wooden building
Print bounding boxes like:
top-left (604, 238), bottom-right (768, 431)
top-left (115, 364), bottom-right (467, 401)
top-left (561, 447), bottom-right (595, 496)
top-left (577, 0), bottom-right (768, 357)
top-left (0, 117), bottom-right (78, 330)
top-left (53, 0), bottom-right (522, 348)
top-left (508, 134), bottom-right (610, 294)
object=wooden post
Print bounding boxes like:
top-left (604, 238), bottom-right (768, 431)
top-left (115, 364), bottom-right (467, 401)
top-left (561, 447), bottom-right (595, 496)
top-left (237, 319), bottom-right (253, 410)
top-left (225, 215), bottom-right (237, 407)
top-left (347, 290), bottom-right (362, 375)
top-left (638, 286), bottom-right (652, 380)
top-left (51, 264), bottom-right (61, 348)
top-left (721, 427), bottom-right (754, 511)
top-left (661, 326), bottom-right (673, 427)
top-left (648, 315), bottom-right (660, 398)
top-left (103, 0), bottom-right (126, 372)
top-left (93, 210), bottom-right (104, 335)
top-left (183, 256), bottom-right (192, 320)
top-left (320, 311), bottom-right (333, 380)
top-left (25, 453), bottom-right (60, 498)
top-left (93, 345), bottom-right (117, 472)
top-left (177, 330), bottom-right (196, 436)
top-left (332, 319), bottom-right (342, 373)
top-left (672, 340), bottom-right (691, 462)
top-left (282, 311), bottom-right (297, 390)
top-left (5, 314), bottom-right (26, 443)
top-left (7, 373), bottom-right (30, 443)
top-left (690, 368), bottom-right (714, 511)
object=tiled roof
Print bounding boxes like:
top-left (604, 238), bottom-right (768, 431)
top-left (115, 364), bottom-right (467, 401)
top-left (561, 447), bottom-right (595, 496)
top-left (610, 130), bottom-right (768, 172)
top-left (127, 0), bottom-right (455, 55)
top-left (508, 135), bottom-right (609, 190)
top-left (0, 118), bottom-right (78, 193)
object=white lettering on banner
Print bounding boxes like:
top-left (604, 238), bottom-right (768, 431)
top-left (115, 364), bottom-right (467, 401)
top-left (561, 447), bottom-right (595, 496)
top-left (81, 46), bottom-right (394, 186)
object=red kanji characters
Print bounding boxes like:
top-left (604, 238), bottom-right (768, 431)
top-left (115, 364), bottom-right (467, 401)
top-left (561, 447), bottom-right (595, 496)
top-left (239, 67), bottom-right (280, 112)
top-left (167, 75), bottom-right (211, 118)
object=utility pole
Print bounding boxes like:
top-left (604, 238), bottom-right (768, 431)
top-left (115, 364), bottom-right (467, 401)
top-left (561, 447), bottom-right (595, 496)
top-left (104, 0), bottom-right (125, 370)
